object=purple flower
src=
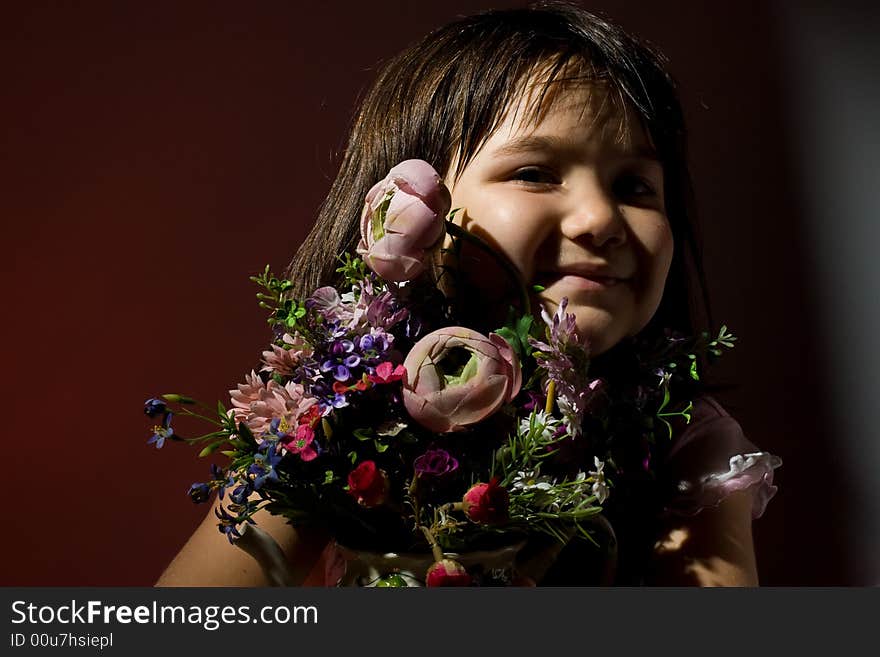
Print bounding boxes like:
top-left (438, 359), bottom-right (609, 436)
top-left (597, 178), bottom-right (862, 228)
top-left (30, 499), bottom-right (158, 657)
top-left (530, 298), bottom-right (598, 435)
top-left (321, 339), bottom-right (358, 382)
top-left (522, 390), bottom-right (546, 412)
top-left (365, 291), bottom-right (409, 329)
top-left (413, 449), bottom-right (459, 478)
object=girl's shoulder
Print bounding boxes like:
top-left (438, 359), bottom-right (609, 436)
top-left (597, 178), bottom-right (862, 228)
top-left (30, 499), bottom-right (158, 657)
top-left (661, 394), bottom-right (782, 520)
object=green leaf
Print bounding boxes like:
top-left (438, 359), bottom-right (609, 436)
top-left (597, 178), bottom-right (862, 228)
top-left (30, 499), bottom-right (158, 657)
top-left (162, 394), bottom-right (196, 404)
top-left (237, 422), bottom-right (258, 447)
top-left (374, 440), bottom-right (389, 453)
top-left (198, 442), bottom-right (224, 458)
top-left (353, 428), bottom-right (374, 442)
top-left (348, 451), bottom-right (358, 464)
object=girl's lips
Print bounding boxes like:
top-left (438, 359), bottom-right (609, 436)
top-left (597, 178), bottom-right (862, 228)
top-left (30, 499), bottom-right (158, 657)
top-left (558, 274), bottom-right (622, 291)
top-left (537, 272), bottom-right (628, 292)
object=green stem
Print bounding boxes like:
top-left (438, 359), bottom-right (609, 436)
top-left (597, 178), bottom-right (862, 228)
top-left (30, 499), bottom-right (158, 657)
top-left (419, 525), bottom-right (445, 562)
top-left (177, 408), bottom-right (224, 427)
top-left (445, 221), bottom-right (531, 317)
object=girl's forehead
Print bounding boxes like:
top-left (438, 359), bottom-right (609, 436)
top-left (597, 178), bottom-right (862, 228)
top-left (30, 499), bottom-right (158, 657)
top-left (496, 79), bottom-right (644, 149)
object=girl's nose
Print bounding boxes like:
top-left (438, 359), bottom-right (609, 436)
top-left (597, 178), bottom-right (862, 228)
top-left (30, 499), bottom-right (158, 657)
top-left (559, 181), bottom-right (627, 249)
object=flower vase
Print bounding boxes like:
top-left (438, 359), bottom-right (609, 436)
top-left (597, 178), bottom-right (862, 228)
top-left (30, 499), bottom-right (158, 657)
top-left (327, 540), bottom-right (530, 587)
top-left (234, 523), bottom-right (296, 586)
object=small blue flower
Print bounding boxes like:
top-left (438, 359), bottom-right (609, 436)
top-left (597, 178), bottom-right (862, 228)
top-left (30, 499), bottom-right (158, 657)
top-left (147, 412), bottom-right (174, 449)
top-left (214, 505), bottom-right (243, 543)
top-left (210, 464), bottom-right (235, 500)
top-left (188, 482), bottom-right (211, 504)
top-left (248, 445), bottom-right (283, 490)
top-left (214, 503), bottom-right (256, 544)
top-left (144, 398), bottom-right (168, 418)
top-left (230, 481), bottom-right (253, 504)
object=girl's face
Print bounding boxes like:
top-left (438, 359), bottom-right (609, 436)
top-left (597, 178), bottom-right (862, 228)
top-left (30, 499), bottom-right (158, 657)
top-left (446, 83), bottom-right (674, 356)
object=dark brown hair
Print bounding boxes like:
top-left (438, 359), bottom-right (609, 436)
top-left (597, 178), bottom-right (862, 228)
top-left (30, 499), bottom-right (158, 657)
top-left (284, 1), bottom-right (711, 336)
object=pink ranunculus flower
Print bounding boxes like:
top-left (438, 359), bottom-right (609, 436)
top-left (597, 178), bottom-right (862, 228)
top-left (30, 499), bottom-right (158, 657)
top-left (425, 558), bottom-right (472, 587)
top-left (356, 159), bottom-right (451, 282)
top-left (402, 327), bottom-right (521, 433)
top-left (462, 478), bottom-right (510, 524)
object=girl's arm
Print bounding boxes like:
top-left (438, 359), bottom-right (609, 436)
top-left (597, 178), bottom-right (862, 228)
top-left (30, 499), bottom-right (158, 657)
top-left (648, 488), bottom-right (759, 586)
top-left (155, 500), bottom-right (329, 587)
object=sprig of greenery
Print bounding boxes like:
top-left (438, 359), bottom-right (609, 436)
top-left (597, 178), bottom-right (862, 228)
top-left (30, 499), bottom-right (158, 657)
top-left (335, 253), bottom-right (369, 288)
top-left (250, 265), bottom-right (306, 332)
top-left (494, 411), bottom-right (561, 483)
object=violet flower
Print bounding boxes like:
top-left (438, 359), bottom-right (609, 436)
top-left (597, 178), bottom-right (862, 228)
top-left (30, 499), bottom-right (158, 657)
top-left (413, 448), bottom-right (459, 478)
top-left (529, 298), bottom-right (602, 436)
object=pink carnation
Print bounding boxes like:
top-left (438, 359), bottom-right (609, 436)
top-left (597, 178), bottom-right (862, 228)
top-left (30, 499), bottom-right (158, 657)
top-left (260, 332), bottom-right (311, 376)
top-left (229, 370), bottom-right (317, 436)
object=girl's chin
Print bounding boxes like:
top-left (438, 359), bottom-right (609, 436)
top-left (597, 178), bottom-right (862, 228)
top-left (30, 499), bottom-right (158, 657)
top-left (538, 297), bottom-right (627, 356)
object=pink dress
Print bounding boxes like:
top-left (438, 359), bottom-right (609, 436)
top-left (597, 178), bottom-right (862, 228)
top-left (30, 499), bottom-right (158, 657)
top-left (662, 395), bottom-right (781, 519)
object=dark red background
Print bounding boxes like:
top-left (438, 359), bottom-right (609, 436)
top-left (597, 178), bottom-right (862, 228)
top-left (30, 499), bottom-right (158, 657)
top-left (0, 1), bottom-right (856, 585)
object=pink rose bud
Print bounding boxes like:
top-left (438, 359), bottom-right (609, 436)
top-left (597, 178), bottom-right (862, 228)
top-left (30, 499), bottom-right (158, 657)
top-left (425, 558), bottom-right (472, 587)
top-left (402, 327), bottom-right (521, 433)
top-left (357, 159), bottom-right (451, 282)
top-left (347, 460), bottom-right (390, 508)
top-left (462, 478), bottom-right (510, 524)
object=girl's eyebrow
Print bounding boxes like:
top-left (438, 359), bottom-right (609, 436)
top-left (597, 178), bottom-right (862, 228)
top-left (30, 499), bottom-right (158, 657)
top-left (492, 133), bottom-right (660, 163)
top-left (492, 134), bottom-right (570, 158)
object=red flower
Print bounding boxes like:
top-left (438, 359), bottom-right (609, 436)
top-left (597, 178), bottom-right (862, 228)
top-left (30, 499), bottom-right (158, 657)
top-left (347, 460), bottom-right (389, 507)
top-left (368, 361), bottom-right (406, 385)
top-left (462, 478), bottom-right (509, 524)
top-left (281, 425), bottom-right (318, 461)
top-left (297, 404), bottom-right (322, 428)
top-left (425, 559), bottom-right (472, 587)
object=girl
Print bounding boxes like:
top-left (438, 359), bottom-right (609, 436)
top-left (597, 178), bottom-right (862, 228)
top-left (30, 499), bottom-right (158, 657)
top-left (156, 1), bottom-right (780, 587)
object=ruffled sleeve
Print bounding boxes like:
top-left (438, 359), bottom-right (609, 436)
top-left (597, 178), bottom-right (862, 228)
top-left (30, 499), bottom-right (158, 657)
top-left (662, 395), bottom-right (782, 519)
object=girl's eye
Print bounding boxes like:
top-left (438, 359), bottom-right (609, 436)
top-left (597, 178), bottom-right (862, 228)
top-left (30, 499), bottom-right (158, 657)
top-left (510, 167), bottom-right (560, 185)
top-left (613, 173), bottom-right (659, 202)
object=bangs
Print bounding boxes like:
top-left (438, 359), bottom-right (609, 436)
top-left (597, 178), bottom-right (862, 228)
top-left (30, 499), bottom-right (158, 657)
top-left (448, 51), bottom-right (644, 184)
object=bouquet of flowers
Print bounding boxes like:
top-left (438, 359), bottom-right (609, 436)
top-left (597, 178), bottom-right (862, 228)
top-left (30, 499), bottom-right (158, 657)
top-left (144, 159), bottom-right (735, 586)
